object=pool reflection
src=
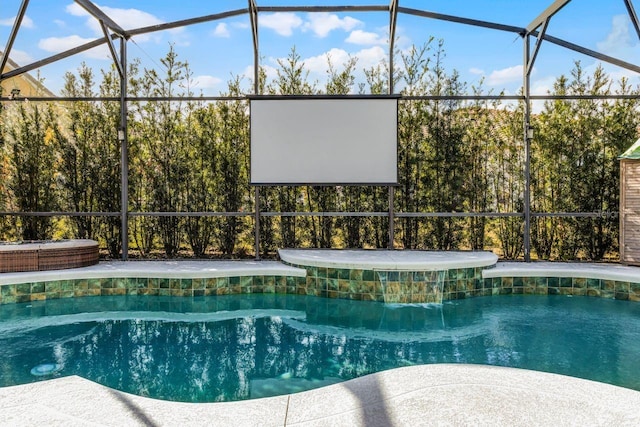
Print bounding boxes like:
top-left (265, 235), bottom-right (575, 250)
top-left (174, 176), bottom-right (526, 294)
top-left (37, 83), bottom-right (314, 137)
top-left (0, 294), bottom-right (639, 402)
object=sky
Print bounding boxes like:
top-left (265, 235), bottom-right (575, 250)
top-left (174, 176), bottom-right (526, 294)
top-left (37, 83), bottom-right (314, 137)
top-left (1, 0), bottom-right (639, 98)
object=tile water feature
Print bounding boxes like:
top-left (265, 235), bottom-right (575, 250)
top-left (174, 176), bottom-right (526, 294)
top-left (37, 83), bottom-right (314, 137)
top-left (278, 249), bottom-right (499, 303)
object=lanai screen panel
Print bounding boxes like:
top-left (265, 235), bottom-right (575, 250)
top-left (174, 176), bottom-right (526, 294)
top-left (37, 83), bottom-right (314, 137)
top-left (250, 96), bottom-right (398, 185)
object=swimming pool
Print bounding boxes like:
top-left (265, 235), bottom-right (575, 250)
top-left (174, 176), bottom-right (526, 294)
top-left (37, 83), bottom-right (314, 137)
top-left (1, 293), bottom-right (639, 403)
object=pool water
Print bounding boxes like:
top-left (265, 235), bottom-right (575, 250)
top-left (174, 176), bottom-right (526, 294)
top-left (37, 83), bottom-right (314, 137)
top-left (0, 294), bottom-right (639, 402)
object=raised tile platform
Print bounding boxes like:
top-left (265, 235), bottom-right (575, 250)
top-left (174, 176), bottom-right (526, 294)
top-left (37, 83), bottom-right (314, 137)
top-left (279, 249), bottom-right (499, 303)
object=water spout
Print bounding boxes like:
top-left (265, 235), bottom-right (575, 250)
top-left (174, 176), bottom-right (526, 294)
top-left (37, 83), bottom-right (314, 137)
top-left (375, 269), bottom-right (446, 304)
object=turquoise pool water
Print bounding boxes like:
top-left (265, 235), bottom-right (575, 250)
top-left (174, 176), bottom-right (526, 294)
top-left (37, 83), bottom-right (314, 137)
top-left (0, 294), bottom-right (639, 402)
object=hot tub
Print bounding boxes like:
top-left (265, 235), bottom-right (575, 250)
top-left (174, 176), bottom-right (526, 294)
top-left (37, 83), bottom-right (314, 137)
top-left (0, 240), bottom-right (99, 273)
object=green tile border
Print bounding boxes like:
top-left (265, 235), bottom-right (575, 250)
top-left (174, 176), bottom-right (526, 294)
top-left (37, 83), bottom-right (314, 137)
top-left (0, 275), bottom-right (307, 305)
top-left (1, 269), bottom-right (639, 305)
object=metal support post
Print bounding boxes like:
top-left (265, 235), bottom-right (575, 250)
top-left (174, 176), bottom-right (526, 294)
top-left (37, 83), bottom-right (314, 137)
top-left (120, 38), bottom-right (129, 260)
top-left (523, 35), bottom-right (532, 262)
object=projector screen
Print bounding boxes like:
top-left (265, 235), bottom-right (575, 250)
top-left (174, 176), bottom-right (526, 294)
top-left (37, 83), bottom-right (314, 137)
top-left (250, 96), bottom-right (398, 185)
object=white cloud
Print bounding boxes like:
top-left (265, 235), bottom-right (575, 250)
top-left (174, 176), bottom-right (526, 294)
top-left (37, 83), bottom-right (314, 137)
top-left (66, 3), bottom-right (162, 32)
top-left (1, 15), bottom-right (34, 28)
top-left (530, 75), bottom-right (556, 95)
top-left (232, 22), bottom-right (249, 30)
top-left (304, 13), bottom-right (361, 38)
top-left (7, 49), bottom-right (33, 65)
top-left (241, 64), bottom-right (278, 83)
top-left (469, 67), bottom-right (484, 75)
top-left (303, 48), bottom-right (352, 74)
top-left (260, 13), bottom-right (303, 36)
top-left (192, 75), bottom-right (222, 89)
top-left (213, 23), bottom-right (230, 38)
top-left (38, 35), bottom-right (110, 59)
top-left (355, 45), bottom-right (387, 69)
top-left (487, 65), bottom-right (524, 86)
top-left (345, 29), bottom-right (385, 45)
top-left (300, 46), bottom-right (386, 75)
top-left (597, 15), bottom-right (632, 54)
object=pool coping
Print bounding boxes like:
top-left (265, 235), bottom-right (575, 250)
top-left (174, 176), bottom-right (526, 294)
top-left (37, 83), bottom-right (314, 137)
top-left (0, 260), bottom-right (307, 286)
top-left (0, 256), bottom-right (638, 288)
top-left (1, 256), bottom-right (639, 303)
top-left (278, 248), bottom-right (499, 270)
top-left (1, 364), bottom-right (639, 426)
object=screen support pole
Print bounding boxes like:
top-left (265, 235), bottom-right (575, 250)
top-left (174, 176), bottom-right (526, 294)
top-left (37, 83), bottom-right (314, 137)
top-left (388, 186), bottom-right (395, 249)
top-left (254, 187), bottom-right (260, 260)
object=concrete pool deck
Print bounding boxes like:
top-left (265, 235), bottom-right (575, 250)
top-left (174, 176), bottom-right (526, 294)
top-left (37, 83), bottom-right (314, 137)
top-left (1, 253), bottom-right (640, 425)
top-left (1, 364), bottom-right (640, 426)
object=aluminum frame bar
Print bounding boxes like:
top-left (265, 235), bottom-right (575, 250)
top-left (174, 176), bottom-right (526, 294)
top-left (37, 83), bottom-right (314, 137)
top-left (527, 18), bottom-right (550, 76)
top-left (249, 0), bottom-right (259, 93)
top-left (249, 0), bottom-right (260, 259)
top-left (389, 0), bottom-right (399, 93)
top-left (258, 5), bottom-right (387, 13)
top-left (388, 0), bottom-right (399, 250)
top-left (1, 36), bottom-right (112, 81)
top-left (100, 21), bottom-right (124, 79)
top-left (1, 211), bottom-right (614, 219)
top-left (624, 0), bottom-right (640, 41)
top-left (127, 9), bottom-right (247, 38)
top-left (526, 0), bottom-right (571, 33)
top-left (399, 6), bottom-right (523, 34)
top-left (119, 38), bottom-right (128, 260)
top-left (0, 0), bottom-right (29, 83)
top-left (74, 0), bottom-right (127, 37)
top-left (540, 32), bottom-right (640, 73)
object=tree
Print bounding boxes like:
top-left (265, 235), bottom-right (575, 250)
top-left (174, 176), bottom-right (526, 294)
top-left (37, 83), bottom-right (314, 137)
top-left (7, 101), bottom-right (59, 240)
top-left (129, 46), bottom-right (189, 257)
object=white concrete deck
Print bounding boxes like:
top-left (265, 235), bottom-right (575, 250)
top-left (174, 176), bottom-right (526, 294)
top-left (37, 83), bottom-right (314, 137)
top-left (1, 364), bottom-right (639, 426)
top-left (0, 260), bottom-right (306, 286)
top-left (278, 249), bottom-right (498, 270)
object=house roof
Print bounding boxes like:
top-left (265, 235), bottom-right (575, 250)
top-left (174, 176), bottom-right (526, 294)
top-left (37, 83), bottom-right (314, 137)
top-left (620, 138), bottom-right (640, 160)
top-left (0, 51), bottom-right (55, 98)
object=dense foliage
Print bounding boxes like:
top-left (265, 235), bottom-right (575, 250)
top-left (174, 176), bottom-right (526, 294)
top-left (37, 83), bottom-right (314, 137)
top-left (0, 42), bottom-right (638, 260)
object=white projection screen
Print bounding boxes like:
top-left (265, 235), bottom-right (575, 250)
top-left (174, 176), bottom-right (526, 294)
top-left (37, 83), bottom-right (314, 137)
top-left (250, 96), bottom-right (398, 185)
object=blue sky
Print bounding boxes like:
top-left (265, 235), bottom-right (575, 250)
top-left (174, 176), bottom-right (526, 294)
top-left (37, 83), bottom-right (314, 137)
top-left (1, 0), bottom-right (638, 97)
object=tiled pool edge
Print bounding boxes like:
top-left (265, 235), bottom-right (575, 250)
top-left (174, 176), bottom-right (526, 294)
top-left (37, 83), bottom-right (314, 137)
top-left (0, 259), bottom-right (639, 304)
top-left (282, 261), bottom-right (492, 302)
top-left (481, 276), bottom-right (640, 301)
top-left (0, 275), bottom-right (309, 305)
top-left (483, 262), bottom-right (640, 302)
